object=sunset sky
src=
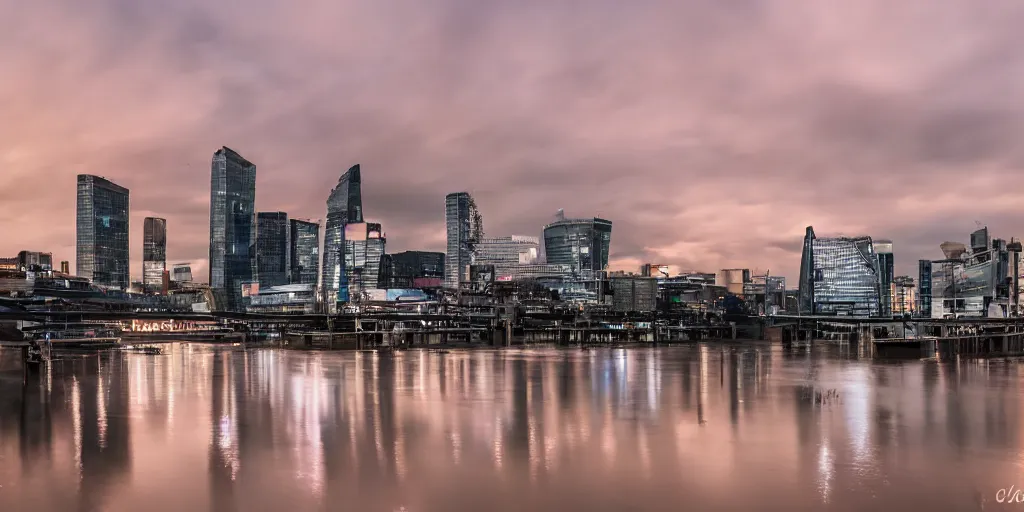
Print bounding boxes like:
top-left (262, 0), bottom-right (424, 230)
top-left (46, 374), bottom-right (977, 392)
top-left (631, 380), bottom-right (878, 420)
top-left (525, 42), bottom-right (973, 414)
top-left (3, 0), bottom-right (1024, 284)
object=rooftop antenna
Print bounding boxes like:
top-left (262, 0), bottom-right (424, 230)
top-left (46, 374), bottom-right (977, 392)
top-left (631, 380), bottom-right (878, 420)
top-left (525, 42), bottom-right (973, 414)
top-left (975, 220), bottom-right (983, 229)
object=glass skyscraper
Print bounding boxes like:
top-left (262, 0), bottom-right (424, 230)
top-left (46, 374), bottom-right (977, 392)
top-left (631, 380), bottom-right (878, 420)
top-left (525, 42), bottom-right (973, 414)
top-left (342, 222), bottom-right (386, 300)
top-left (542, 213), bottom-right (612, 277)
top-left (322, 165), bottom-right (363, 309)
top-left (798, 226), bottom-right (882, 316)
top-left (208, 147), bottom-right (256, 311)
top-left (289, 219), bottom-right (320, 285)
top-left (142, 217), bottom-right (167, 293)
top-left (256, 212), bottom-right (289, 288)
top-left (76, 174), bottom-right (130, 289)
top-left (444, 192), bottom-right (483, 289)
top-left (874, 240), bottom-right (894, 317)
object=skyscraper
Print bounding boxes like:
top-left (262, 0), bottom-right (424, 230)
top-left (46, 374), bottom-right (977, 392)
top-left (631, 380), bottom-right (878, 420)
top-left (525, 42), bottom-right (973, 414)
top-left (322, 165), bottom-right (363, 309)
top-left (208, 147), bottom-right (256, 311)
top-left (874, 240), bottom-right (894, 317)
top-left (289, 219), bottom-right (320, 285)
top-left (76, 175), bottom-right (130, 289)
top-left (142, 217), bottom-right (167, 293)
top-left (542, 212), bottom-right (612, 277)
top-left (797, 226), bottom-right (883, 316)
top-left (342, 222), bottom-right (386, 300)
top-left (256, 212), bottom-right (289, 288)
top-left (444, 192), bottom-right (483, 289)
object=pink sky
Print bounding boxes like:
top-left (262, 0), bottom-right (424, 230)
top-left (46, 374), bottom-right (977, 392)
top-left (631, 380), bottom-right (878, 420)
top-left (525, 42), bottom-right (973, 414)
top-left (3, 0), bottom-right (1024, 283)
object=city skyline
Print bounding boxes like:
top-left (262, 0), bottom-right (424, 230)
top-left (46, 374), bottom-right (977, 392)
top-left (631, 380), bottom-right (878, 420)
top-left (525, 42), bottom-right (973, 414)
top-left (6, 2), bottom-right (1024, 283)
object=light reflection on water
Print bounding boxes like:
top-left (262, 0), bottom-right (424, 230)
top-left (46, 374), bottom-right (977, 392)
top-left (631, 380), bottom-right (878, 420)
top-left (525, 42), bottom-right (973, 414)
top-left (0, 343), bottom-right (1020, 511)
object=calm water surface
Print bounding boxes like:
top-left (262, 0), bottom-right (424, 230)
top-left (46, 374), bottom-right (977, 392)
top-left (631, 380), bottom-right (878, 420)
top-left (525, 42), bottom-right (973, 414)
top-left (0, 343), bottom-right (1019, 511)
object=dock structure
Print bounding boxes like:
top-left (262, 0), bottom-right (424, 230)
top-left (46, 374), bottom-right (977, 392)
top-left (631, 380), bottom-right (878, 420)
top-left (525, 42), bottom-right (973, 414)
top-left (0, 307), bottom-right (741, 352)
top-left (766, 314), bottom-right (1024, 359)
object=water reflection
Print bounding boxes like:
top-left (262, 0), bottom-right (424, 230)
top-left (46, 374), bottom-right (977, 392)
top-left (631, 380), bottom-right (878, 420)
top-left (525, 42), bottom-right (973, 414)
top-left (0, 344), bottom-right (1020, 510)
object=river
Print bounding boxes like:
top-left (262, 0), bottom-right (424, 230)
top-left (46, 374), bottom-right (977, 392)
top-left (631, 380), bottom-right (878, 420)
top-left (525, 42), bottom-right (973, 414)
top-left (0, 343), bottom-right (1016, 511)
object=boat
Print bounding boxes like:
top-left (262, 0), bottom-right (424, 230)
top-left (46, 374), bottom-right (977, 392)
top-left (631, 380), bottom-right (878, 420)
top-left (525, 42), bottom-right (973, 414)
top-left (123, 345), bottom-right (163, 355)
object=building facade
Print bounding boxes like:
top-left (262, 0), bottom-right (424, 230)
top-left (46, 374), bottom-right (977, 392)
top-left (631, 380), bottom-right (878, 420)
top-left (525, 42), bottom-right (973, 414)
top-left (322, 165), bottom-right (363, 310)
top-left (610, 277), bottom-right (658, 312)
top-left (76, 174), bottom-right (130, 289)
top-left (246, 283), bottom-right (317, 314)
top-left (208, 147), bottom-right (256, 311)
top-left (474, 236), bottom-right (542, 281)
top-left (917, 260), bottom-right (932, 317)
top-left (172, 263), bottom-right (193, 283)
top-left (927, 227), bottom-right (1016, 318)
top-left (388, 251), bottom-right (445, 288)
top-left (256, 212), bottom-right (289, 288)
top-left (16, 251), bottom-right (53, 272)
top-left (289, 219), bottom-right (320, 285)
top-left (742, 274), bottom-right (786, 315)
top-left (798, 226), bottom-right (883, 317)
top-left (542, 212), bottom-right (612, 278)
top-left (143, 217), bottom-right (167, 293)
top-left (892, 275), bottom-right (917, 315)
top-left (873, 240), bottom-right (894, 317)
top-left (444, 192), bottom-right (483, 289)
top-left (716, 268), bottom-right (751, 295)
top-left (342, 222), bottom-right (386, 301)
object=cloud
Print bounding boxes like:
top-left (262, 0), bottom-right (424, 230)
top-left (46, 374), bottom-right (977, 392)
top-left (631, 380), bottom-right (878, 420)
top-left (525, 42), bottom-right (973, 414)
top-left (3, 0), bottom-right (1024, 284)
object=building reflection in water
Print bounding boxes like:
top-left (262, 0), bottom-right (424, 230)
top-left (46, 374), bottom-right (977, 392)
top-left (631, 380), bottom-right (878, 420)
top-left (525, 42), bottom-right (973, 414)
top-left (1, 344), bottom-right (1023, 510)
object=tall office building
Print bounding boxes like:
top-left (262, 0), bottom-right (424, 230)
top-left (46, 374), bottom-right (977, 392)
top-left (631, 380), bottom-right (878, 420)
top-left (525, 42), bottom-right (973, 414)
top-left (322, 165), bottom-right (363, 309)
top-left (444, 192), bottom-right (483, 289)
top-left (542, 211), bottom-right (612, 277)
top-left (798, 226), bottom-right (882, 316)
top-left (142, 217), bottom-right (167, 293)
top-left (208, 147), bottom-right (256, 311)
top-left (256, 212), bottom-right (289, 288)
top-left (917, 260), bottom-right (932, 317)
top-left (76, 175), bottom-right (130, 289)
top-left (342, 222), bottom-right (386, 300)
top-left (289, 219), bottom-right (320, 285)
top-left (874, 240), bottom-right (894, 317)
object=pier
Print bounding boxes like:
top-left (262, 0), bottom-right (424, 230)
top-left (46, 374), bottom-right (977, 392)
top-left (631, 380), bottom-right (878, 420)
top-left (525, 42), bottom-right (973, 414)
top-left (767, 314), bottom-right (1024, 359)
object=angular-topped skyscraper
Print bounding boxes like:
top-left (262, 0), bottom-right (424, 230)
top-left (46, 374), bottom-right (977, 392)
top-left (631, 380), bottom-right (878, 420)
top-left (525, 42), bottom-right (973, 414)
top-left (256, 212), bottom-right (289, 288)
top-left (142, 217), bottom-right (167, 293)
top-left (322, 165), bottom-right (363, 309)
top-left (209, 147), bottom-right (256, 311)
top-left (798, 226), bottom-right (883, 316)
top-left (76, 175), bottom-right (130, 289)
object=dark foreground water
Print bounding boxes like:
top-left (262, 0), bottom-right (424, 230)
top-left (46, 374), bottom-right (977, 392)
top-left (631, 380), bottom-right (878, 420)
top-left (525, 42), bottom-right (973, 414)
top-left (0, 343), bottom-right (1019, 511)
